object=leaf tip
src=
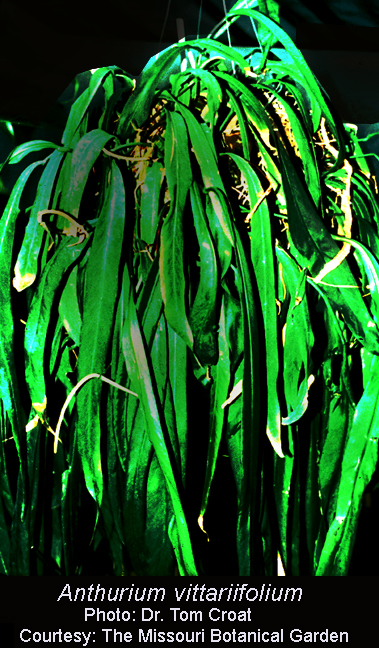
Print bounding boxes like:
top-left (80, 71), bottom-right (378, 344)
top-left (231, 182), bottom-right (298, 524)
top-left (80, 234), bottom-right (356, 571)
top-left (198, 515), bottom-right (210, 542)
top-left (13, 261), bottom-right (35, 292)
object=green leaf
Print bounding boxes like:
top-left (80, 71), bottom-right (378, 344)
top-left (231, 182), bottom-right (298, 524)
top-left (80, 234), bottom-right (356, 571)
top-left (8, 141), bottom-right (70, 165)
top-left (159, 110), bottom-right (193, 350)
top-left (123, 310), bottom-right (178, 576)
top-left (229, 9), bottom-right (337, 136)
top-left (188, 180), bottom-right (219, 366)
top-left (13, 149), bottom-right (65, 292)
top-left (255, 83), bottom-right (321, 209)
top-left (61, 419), bottom-right (82, 575)
top-left (224, 89), bottom-right (251, 161)
top-left (275, 245), bottom-right (314, 426)
top-left (59, 129), bottom-right (114, 220)
top-left (209, 0), bottom-right (257, 40)
top-left (332, 234), bottom-right (379, 327)
top-left (25, 238), bottom-right (88, 416)
top-left (106, 387), bottom-right (126, 547)
top-left (214, 71), bottom-right (274, 145)
top-left (172, 67), bottom-right (223, 128)
top-left (198, 294), bottom-right (230, 527)
top-left (316, 355), bottom-right (379, 575)
top-left (62, 69), bottom-right (115, 146)
top-left (167, 322), bottom-right (188, 484)
top-left (260, 65), bottom-right (314, 134)
top-left (273, 446), bottom-right (294, 575)
top-left (277, 140), bottom-right (379, 355)
top-left (121, 262), bottom-right (197, 576)
top-left (307, 276), bottom-right (355, 407)
top-left (169, 97), bottom-right (234, 286)
top-left (233, 221), bottom-right (262, 574)
top-left (0, 159), bottom-right (45, 503)
top-left (9, 472), bottom-right (30, 574)
top-left (76, 159), bottom-right (126, 509)
top-left (254, 1), bottom-right (280, 65)
top-left (107, 293), bottom-right (129, 473)
top-left (99, 487), bottom-right (124, 576)
top-left (0, 403), bottom-right (14, 518)
top-left (116, 40), bottom-right (248, 138)
top-left (58, 264), bottom-right (82, 346)
top-left (102, 68), bottom-right (135, 133)
top-left (224, 152), bottom-right (283, 456)
top-left (140, 160), bottom-right (163, 246)
top-left (318, 366), bottom-right (355, 532)
top-left (0, 490), bottom-right (10, 574)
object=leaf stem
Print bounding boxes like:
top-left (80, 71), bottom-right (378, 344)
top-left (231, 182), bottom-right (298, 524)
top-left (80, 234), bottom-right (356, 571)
top-left (102, 148), bottom-right (151, 161)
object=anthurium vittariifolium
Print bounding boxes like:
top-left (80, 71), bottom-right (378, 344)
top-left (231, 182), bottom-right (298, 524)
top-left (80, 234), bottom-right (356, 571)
top-left (2, 1), bottom-right (379, 577)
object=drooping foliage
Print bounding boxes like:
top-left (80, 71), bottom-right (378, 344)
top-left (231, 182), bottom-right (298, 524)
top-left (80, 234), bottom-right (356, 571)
top-left (0, 0), bottom-right (378, 576)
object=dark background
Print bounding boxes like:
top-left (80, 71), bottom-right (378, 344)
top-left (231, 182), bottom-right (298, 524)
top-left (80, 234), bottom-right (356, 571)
top-left (2, 0), bottom-right (379, 185)
top-left (1, 0), bottom-right (379, 124)
top-left (0, 0), bottom-right (378, 577)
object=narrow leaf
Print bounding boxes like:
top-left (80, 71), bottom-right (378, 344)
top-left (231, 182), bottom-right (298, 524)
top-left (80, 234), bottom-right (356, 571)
top-left (76, 159), bottom-right (126, 509)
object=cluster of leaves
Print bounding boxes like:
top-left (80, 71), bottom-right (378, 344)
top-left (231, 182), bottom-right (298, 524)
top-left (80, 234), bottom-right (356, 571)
top-left (1, 0), bottom-right (379, 576)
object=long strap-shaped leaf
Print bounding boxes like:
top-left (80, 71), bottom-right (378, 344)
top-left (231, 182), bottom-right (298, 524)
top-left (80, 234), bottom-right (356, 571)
top-left (0, 159), bottom-right (46, 518)
top-left (61, 69), bottom-right (119, 146)
top-left (189, 180), bottom-right (220, 366)
top-left (254, 82), bottom-right (321, 210)
top-left (76, 159), bottom-right (126, 510)
top-left (58, 264), bottom-right (82, 346)
top-left (227, 10), bottom-right (334, 134)
top-left (198, 294), bottom-right (230, 530)
top-left (233, 222), bottom-right (262, 574)
top-left (140, 159), bottom-right (163, 247)
top-left (277, 139), bottom-right (379, 355)
top-left (276, 245), bottom-right (314, 425)
top-left (121, 262), bottom-right (197, 576)
top-left (167, 323), bottom-right (188, 485)
top-left (13, 149), bottom-right (65, 292)
top-left (170, 67), bottom-right (223, 129)
top-left (160, 110), bottom-right (193, 350)
top-left (224, 152), bottom-right (283, 457)
top-left (25, 238), bottom-right (88, 415)
top-left (59, 129), bottom-right (114, 219)
top-left (316, 354), bottom-right (379, 575)
top-left (166, 96), bottom-right (234, 286)
top-left (116, 40), bottom-right (248, 138)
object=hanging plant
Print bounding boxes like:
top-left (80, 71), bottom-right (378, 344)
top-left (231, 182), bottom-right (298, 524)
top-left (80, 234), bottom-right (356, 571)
top-left (0, 0), bottom-right (378, 576)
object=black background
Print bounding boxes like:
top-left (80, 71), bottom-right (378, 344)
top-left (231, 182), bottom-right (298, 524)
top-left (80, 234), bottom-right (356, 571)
top-left (1, 0), bottom-right (379, 125)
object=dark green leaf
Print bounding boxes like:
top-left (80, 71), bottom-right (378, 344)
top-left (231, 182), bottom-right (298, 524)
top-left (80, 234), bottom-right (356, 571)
top-left (188, 180), bottom-right (219, 366)
top-left (58, 265), bottom-right (82, 346)
top-left (62, 69), bottom-right (115, 146)
top-left (8, 141), bottom-right (69, 166)
top-left (278, 140), bottom-right (379, 355)
top-left (25, 238), bottom-right (88, 416)
top-left (116, 39), bottom-right (248, 138)
top-left (13, 149), bottom-right (65, 292)
top-left (121, 261), bottom-right (197, 576)
top-left (316, 355), bottom-right (379, 575)
top-left (224, 152), bottom-right (283, 456)
top-left (76, 159), bottom-right (126, 509)
top-left (198, 294), bottom-right (230, 526)
top-left (0, 159), bottom-right (45, 504)
top-left (59, 129), bottom-right (114, 220)
top-left (160, 110), bottom-right (193, 350)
